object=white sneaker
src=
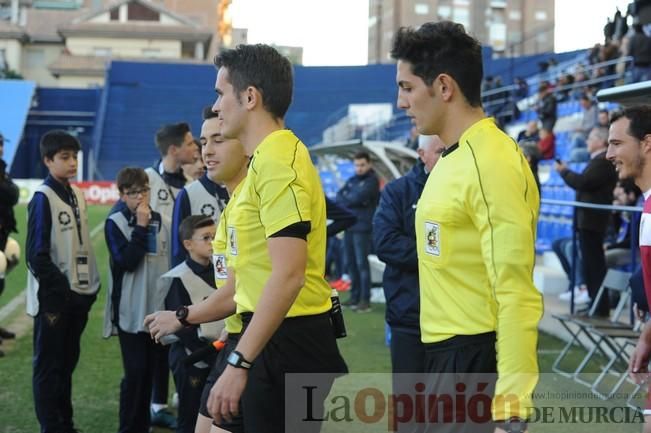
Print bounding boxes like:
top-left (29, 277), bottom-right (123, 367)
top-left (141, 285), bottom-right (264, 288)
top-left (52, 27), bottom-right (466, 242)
top-left (559, 287), bottom-right (581, 301)
top-left (574, 290), bottom-right (591, 305)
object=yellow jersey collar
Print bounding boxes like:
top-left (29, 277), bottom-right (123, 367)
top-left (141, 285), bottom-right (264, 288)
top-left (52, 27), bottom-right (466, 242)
top-left (458, 117), bottom-right (496, 147)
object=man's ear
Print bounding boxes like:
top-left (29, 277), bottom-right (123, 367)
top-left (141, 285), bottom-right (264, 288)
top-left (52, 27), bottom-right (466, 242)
top-left (642, 134), bottom-right (651, 154)
top-left (244, 86), bottom-right (259, 110)
top-left (182, 239), bottom-right (193, 252)
top-left (437, 74), bottom-right (455, 102)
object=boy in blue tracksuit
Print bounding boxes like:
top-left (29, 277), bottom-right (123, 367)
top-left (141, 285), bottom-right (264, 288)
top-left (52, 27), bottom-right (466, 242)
top-left (26, 130), bottom-right (100, 433)
top-left (162, 215), bottom-right (223, 433)
top-left (103, 167), bottom-right (171, 433)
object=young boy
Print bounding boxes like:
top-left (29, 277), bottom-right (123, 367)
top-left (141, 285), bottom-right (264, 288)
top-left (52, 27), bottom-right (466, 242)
top-left (103, 167), bottom-right (171, 433)
top-left (161, 215), bottom-right (223, 433)
top-left (26, 130), bottom-right (100, 433)
top-left (146, 122), bottom-right (196, 428)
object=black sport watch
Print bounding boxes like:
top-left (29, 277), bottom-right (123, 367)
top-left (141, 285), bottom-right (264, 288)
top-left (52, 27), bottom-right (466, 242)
top-left (227, 350), bottom-right (253, 369)
top-left (495, 417), bottom-right (527, 433)
top-left (175, 306), bottom-right (191, 327)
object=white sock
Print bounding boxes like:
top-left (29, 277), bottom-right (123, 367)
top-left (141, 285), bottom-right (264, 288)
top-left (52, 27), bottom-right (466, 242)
top-left (151, 403), bottom-right (167, 413)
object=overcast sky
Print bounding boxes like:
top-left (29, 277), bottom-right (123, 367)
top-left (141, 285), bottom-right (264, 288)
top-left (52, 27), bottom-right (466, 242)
top-left (230, 0), bottom-right (632, 66)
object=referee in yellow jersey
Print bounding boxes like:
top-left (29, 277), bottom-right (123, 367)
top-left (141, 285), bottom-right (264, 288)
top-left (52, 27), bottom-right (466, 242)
top-left (391, 22), bottom-right (542, 433)
top-left (145, 44), bottom-right (347, 433)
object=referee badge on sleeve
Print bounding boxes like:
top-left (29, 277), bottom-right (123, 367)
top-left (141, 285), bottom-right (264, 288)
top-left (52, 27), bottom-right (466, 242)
top-left (213, 254), bottom-right (227, 280)
top-left (424, 221), bottom-right (441, 256)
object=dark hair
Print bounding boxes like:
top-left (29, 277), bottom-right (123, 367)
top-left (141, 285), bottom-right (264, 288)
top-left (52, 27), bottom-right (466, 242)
top-left (155, 122), bottom-right (191, 156)
top-left (610, 105), bottom-right (651, 141)
top-left (203, 106), bottom-right (219, 120)
top-left (40, 130), bottom-right (81, 160)
top-left (179, 215), bottom-right (214, 242)
top-left (214, 44), bottom-right (293, 120)
top-left (390, 21), bottom-right (483, 107)
top-left (619, 178), bottom-right (641, 198)
top-left (353, 151), bottom-right (371, 162)
top-left (599, 109), bottom-right (610, 116)
top-left (116, 167), bottom-right (148, 193)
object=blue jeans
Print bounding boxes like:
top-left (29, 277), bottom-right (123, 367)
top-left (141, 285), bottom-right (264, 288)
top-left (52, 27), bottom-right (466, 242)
top-left (551, 237), bottom-right (585, 288)
top-left (344, 231), bottom-right (371, 303)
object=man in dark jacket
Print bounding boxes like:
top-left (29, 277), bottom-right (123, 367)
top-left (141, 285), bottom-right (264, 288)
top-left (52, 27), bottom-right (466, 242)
top-left (556, 126), bottom-right (618, 316)
top-left (536, 82), bottom-right (557, 131)
top-left (0, 133), bottom-right (19, 350)
top-left (373, 135), bottom-right (445, 374)
top-left (336, 151), bottom-right (380, 312)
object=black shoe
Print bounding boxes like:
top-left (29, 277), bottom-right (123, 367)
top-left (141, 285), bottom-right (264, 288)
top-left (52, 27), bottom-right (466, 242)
top-left (150, 408), bottom-right (178, 429)
top-left (0, 349), bottom-right (5, 357)
top-left (0, 327), bottom-right (15, 339)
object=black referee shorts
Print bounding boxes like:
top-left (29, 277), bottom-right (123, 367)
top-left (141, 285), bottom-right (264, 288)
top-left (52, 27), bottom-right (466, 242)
top-left (241, 311), bottom-right (348, 433)
top-left (198, 334), bottom-right (244, 433)
top-left (423, 331), bottom-right (497, 433)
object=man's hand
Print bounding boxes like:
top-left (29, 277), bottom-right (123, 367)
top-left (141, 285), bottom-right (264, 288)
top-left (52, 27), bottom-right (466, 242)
top-left (144, 310), bottom-right (182, 343)
top-left (207, 365), bottom-right (248, 424)
top-left (629, 324), bottom-right (651, 383)
top-left (554, 161), bottom-right (567, 173)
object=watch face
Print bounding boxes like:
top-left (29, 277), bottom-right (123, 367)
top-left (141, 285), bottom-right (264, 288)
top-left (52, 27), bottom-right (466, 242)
top-left (227, 352), bottom-right (239, 365)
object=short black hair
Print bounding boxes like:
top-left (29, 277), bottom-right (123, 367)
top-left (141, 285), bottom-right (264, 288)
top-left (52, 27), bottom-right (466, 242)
top-left (155, 122), bottom-right (191, 156)
top-left (203, 106), bottom-right (219, 120)
top-left (610, 105), bottom-right (651, 141)
top-left (214, 44), bottom-right (293, 120)
top-left (40, 130), bottom-right (81, 160)
top-left (179, 215), bottom-right (215, 242)
top-left (390, 21), bottom-right (483, 107)
top-left (353, 151), bottom-right (371, 162)
top-left (116, 167), bottom-right (148, 193)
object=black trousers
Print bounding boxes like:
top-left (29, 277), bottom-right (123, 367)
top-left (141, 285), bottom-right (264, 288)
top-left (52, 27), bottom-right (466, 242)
top-left (151, 344), bottom-right (170, 405)
top-left (242, 312), bottom-right (348, 433)
top-left (117, 330), bottom-right (166, 433)
top-left (579, 229), bottom-right (609, 316)
top-left (169, 343), bottom-right (211, 433)
top-left (423, 332), bottom-right (497, 433)
top-left (33, 310), bottom-right (88, 433)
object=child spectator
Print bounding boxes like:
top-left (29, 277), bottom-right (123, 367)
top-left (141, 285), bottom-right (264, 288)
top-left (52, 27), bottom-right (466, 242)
top-left (103, 167), bottom-right (172, 433)
top-left (26, 130), bottom-right (100, 433)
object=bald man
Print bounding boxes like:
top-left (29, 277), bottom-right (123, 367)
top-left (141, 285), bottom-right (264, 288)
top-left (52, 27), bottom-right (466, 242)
top-left (373, 135), bottom-right (446, 374)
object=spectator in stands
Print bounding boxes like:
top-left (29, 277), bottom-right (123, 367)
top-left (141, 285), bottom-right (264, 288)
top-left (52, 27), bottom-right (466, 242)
top-left (628, 24), bottom-right (651, 83)
top-left (605, 178), bottom-right (641, 269)
top-left (556, 73), bottom-right (575, 102)
top-left (555, 126), bottom-right (618, 316)
top-left (0, 132), bottom-right (18, 355)
top-left (405, 126), bottom-right (419, 150)
top-left (517, 120), bottom-right (540, 144)
top-left (536, 82), bottom-right (557, 131)
top-left (181, 139), bottom-right (205, 182)
top-left (336, 151), bottom-right (380, 313)
top-left (569, 94), bottom-right (600, 162)
top-left (553, 237), bottom-right (587, 304)
top-left (538, 127), bottom-right (556, 160)
top-left (598, 109), bottom-right (611, 128)
top-left (514, 77), bottom-right (528, 99)
top-left (373, 134), bottom-right (446, 377)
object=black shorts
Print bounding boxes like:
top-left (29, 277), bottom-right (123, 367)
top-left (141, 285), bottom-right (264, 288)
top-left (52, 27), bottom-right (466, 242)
top-left (423, 332), bottom-right (497, 433)
top-left (241, 311), bottom-right (348, 433)
top-left (198, 334), bottom-right (244, 433)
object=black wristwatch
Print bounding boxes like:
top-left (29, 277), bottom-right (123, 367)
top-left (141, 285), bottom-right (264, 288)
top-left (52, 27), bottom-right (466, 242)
top-left (227, 350), bottom-right (253, 369)
top-left (495, 417), bottom-right (527, 433)
top-left (175, 306), bottom-right (191, 327)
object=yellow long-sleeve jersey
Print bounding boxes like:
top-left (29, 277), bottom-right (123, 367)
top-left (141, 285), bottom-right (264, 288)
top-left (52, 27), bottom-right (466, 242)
top-left (415, 117), bottom-right (543, 420)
